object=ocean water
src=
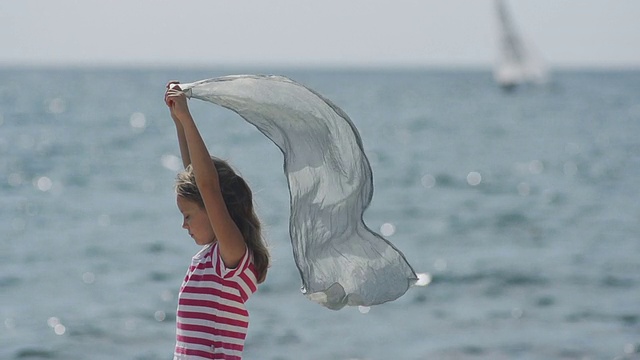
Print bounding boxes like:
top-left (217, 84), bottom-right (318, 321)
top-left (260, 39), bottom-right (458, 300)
top-left (1, 67), bottom-right (639, 360)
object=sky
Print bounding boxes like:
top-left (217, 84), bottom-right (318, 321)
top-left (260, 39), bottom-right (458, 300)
top-left (1, 0), bottom-right (639, 69)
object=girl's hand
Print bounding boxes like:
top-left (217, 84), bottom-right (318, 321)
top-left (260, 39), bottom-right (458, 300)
top-left (164, 81), bottom-right (180, 109)
top-left (165, 81), bottom-right (191, 122)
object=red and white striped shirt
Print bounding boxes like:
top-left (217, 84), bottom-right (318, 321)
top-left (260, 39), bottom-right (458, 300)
top-left (174, 242), bottom-right (258, 360)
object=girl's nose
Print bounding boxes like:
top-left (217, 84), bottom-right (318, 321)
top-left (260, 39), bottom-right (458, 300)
top-left (182, 219), bottom-right (188, 229)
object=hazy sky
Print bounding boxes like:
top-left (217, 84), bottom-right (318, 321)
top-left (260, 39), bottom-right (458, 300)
top-left (1, 0), bottom-right (639, 68)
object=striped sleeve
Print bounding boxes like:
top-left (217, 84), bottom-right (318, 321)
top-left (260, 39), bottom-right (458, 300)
top-left (213, 243), bottom-right (251, 279)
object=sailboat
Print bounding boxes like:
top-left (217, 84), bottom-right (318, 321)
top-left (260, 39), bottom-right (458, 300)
top-left (494, 0), bottom-right (548, 91)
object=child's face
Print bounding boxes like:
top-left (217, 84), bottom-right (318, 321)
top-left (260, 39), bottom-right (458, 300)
top-left (176, 196), bottom-right (216, 246)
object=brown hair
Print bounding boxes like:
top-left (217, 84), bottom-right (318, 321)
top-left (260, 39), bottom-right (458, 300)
top-left (175, 157), bottom-right (269, 283)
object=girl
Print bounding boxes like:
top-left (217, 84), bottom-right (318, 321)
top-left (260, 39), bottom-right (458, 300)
top-left (165, 82), bottom-right (269, 360)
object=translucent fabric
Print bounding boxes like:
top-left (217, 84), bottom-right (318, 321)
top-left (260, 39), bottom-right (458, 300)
top-left (178, 75), bottom-right (417, 310)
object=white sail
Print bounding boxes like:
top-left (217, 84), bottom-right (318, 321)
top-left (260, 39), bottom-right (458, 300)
top-left (494, 0), bottom-right (548, 89)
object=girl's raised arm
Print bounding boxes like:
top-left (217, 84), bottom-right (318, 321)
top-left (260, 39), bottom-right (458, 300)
top-left (165, 85), bottom-right (247, 268)
top-left (165, 81), bottom-right (190, 168)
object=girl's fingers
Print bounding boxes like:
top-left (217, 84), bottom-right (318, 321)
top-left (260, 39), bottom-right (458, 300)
top-left (164, 82), bottom-right (184, 108)
top-left (165, 89), bottom-right (180, 97)
top-left (165, 89), bottom-right (185, 99)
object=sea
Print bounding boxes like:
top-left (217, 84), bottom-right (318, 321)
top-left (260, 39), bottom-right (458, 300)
top-left (1, 67), bottom-right (639, 360)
